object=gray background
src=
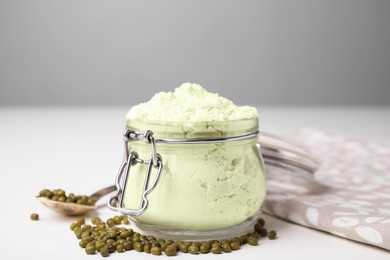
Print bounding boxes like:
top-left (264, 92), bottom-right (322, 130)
top-left (1, 0), bottom-right (389, 106)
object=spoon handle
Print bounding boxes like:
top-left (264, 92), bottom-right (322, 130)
top-left (90, 185), bottom-right (116, 201)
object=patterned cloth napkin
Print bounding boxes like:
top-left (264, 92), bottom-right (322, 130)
top-left (263, 128), bottom-right (390, 250)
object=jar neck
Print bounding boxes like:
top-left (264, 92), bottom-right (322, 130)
top-left (126, 118), bottom-right (259, 140)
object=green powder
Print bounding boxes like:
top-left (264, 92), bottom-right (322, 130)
top-left (123, 83), bottom-right (265, 230)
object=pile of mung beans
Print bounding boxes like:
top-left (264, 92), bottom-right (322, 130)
top-left (70, 215), bottom-right (277, 257)
top-left (38, 189), bottom-right (96, 206)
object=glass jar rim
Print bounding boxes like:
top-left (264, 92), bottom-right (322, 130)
top-left (126, 118), bottom-right (259, 140)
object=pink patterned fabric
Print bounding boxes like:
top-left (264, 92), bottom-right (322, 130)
top-left (264, 128), bottom-right (390, 250)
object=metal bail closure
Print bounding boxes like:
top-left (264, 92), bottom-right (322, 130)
top-left (108, 130), bottom-right (164, 216)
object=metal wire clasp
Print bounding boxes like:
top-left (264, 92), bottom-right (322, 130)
top-left (108, 129), bottom-right (163, 216)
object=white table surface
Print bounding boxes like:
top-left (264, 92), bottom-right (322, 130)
top-left (0, 106), bottom-right (389, 260)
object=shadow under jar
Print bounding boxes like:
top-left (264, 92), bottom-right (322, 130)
top-left (109, 118), bottom-right (266, 240)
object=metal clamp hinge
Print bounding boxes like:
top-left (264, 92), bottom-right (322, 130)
top-left (108, 130), bottom-right (163, 216)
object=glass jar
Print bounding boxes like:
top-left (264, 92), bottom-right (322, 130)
top-left (109, 118), bottom-right (266, 240)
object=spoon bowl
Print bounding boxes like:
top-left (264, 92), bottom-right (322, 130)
top-left (37, 186), bottom-right (116, 216)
